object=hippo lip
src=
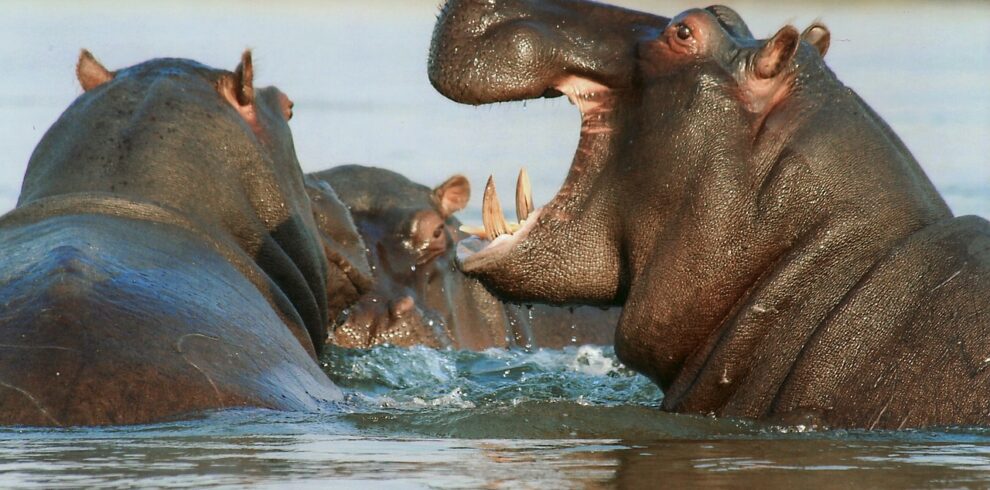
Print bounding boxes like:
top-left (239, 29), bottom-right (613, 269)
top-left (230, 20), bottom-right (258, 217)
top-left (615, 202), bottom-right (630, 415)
top-left (458, 208), bottom-right (542, 272)
top-left (458, 76), bottom-right (617, 271)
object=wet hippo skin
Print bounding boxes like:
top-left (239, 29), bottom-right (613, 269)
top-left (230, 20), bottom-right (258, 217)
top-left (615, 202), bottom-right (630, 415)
top-left (0, 51), bottom-right (345, 426)
top-left (309, 165), bottom-right (619, 350)
top-left (430, 1), bottom-right (990, 428)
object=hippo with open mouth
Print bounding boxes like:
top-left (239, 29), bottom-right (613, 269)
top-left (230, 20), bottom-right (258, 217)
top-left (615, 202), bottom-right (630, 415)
top-left (430, 1), bottom-right (990, 429)
top-left (0, 51), bottom-right (353, 426)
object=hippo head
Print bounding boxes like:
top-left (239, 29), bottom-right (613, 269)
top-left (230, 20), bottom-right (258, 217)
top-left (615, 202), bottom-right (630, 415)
top-left (432, 0), bottom-right (959, 392)
top-left (311, 165), bottom-right (484, 349)
top-left (431, 1), bottom-right (836, 308)
top-left (22, 51), bottom-right (335, 356)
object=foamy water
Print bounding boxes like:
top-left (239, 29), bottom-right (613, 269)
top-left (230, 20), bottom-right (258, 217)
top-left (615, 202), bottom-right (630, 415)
top-left (4, 345), bottom-right (990, 487)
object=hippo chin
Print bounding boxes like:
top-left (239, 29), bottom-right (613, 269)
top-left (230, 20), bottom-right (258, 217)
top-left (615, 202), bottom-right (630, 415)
top-left (430, 1), bottom-right (990, 429)
top-left (0, 51), bottom-right (346, 426)
top-left (309, 165), bottom-right (619, 350)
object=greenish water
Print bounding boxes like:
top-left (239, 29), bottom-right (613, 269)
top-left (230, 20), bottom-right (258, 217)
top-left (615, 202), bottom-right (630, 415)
top-left (4, 346), bottom-right (990, 488)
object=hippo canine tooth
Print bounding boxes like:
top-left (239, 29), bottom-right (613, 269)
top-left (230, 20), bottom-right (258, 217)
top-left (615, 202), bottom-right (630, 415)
top-left (460, 221), bottom-right (523, 240)
top-left (516, 167), bottom-right (534, 222)
top-left (482, 175), bottom-right (511, 239)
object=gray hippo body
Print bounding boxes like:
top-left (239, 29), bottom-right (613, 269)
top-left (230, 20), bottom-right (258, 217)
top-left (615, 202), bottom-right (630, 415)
top-left (309, 165), bottom-right (619, 350)
top-left (429, 0), bottom-right (990, 428)
top-left (0, 52), bottom-right (348, 426)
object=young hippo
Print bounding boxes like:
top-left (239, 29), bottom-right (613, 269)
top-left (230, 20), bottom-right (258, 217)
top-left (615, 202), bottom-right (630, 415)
top-left (309, 165), bottom-right (619, 350)
top-left (0, 51), bottom-right (345, 426)
top-left (430, 0), bottom-right (990, 429)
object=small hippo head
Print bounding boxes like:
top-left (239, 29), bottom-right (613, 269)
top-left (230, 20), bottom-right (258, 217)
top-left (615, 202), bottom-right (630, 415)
top-left (310, 165), bottom-right (478, 348)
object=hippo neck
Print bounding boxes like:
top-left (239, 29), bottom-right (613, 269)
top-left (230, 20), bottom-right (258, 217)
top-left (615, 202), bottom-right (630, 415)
top-left (640, 84), bottom-right (953, 419)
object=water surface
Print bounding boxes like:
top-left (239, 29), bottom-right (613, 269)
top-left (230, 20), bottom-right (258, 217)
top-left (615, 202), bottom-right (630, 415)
top-left (6, 346), bottom-right (990, 488)
top-left (1, 0), bottom-right (989, 488)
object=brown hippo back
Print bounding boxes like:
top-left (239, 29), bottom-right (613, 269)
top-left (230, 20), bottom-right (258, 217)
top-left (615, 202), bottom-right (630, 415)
top-left (0, 51), bottom-right (341, 426)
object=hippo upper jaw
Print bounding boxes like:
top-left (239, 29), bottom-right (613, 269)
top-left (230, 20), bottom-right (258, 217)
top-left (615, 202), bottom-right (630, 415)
top-left (428, 0), bottom-right (669, 105)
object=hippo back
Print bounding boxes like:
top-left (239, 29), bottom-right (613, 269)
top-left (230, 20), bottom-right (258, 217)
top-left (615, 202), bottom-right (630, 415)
top-left (0, 53), bottom-right (340, 426)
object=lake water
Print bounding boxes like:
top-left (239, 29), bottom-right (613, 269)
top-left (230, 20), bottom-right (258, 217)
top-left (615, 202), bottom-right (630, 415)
top-left (1, 0), bottom-right (989, 487)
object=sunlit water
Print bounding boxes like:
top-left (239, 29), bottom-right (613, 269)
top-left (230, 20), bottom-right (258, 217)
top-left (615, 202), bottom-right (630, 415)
top-left (1, 0), bottom-right (989, 487)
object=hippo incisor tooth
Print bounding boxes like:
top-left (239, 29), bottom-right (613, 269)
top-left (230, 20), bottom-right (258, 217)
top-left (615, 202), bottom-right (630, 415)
top-left (516, 167), bottom-right (533, 222)
top-left (482, 175), bottom-right (511, 239)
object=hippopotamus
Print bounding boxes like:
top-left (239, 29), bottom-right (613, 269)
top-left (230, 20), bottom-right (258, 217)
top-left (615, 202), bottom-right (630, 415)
top-left (429, 1), bottom-right (990, 429)
top-left (304, 175), bottom-right (375, 327)
top-left (0, 51), bottom-right (350, 426)
top-left (308, 165), bottom-right (619, 350)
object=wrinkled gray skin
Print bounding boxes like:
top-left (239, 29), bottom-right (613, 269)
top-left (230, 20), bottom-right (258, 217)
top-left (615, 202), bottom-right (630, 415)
top-left (310, 165), bottom-right (619, 350)
top-left (0, 52), bottom-right (346, 426)
top-left (430, 0), bottom-right (990, 429)
top-left (305, 176), bottom-right (375, 327)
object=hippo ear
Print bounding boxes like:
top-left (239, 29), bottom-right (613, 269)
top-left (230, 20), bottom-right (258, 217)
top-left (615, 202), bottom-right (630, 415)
top-left (801, 23), bottom-right (831, 57)
top-left (219, 50), bottom-right (258, 124)
top-left (754, 25), bottom-right (800, 79)
top-left (76, 49), bottom-right (114, 91)
top-left (433, 174), bottom-right (470, 218)
top-left (233, 50), bottom-right (255, 106)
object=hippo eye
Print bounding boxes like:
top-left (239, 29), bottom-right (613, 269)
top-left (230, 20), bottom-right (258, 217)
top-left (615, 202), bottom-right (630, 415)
top-left (432, 226), bottom-right (443, 239)
top-left (676, 24), bottom-right (692, 41)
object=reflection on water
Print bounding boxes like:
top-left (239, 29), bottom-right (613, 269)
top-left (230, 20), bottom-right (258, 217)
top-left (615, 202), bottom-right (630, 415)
top-left (1, 0), bottom-right (989, 487)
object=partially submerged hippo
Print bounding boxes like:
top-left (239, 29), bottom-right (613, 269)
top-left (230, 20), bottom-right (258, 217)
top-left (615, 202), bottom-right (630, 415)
top-left (0, 51), bottom-right (348, 426)
top-left (430, 1), bottom-right (990, 428)
top-left (309, 165), bottom-right (619, 350)
top-left (305, 175), bottom-right (375, 327)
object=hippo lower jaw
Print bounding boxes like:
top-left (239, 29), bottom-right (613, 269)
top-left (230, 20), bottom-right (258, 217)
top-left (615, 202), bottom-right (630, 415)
top-left (458, 208), bottom-right (543, 272)
top-left (458, 76), bottom-right (617, 274)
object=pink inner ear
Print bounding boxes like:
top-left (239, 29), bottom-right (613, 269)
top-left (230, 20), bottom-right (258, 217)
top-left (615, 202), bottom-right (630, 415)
top-left (218, 76), bottom-right (259, 129)
top-left (77, 50), bottom-right (113, 91)
top-left (755, 26), bottom-right (799, 80)
top-left (435, 176), bottom-right (470, 217)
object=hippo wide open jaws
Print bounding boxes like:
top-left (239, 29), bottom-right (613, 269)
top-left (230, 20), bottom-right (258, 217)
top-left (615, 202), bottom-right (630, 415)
top-left (0, 51), bottom-right (363, 426)
top-left (430, 1), bottom-right (990, 429)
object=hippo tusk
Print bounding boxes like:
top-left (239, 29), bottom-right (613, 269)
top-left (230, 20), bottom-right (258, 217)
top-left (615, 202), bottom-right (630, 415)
top-left (462, 174), bottom-right (528, 240)
top-left (516, 168), bottom-right (534, 222)
top-left (482, 175), bottom-right (512, 239)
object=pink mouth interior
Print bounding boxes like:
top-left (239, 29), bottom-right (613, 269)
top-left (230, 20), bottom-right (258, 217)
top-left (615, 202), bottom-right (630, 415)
top-left (458, 76), bottom-right (614, 271)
